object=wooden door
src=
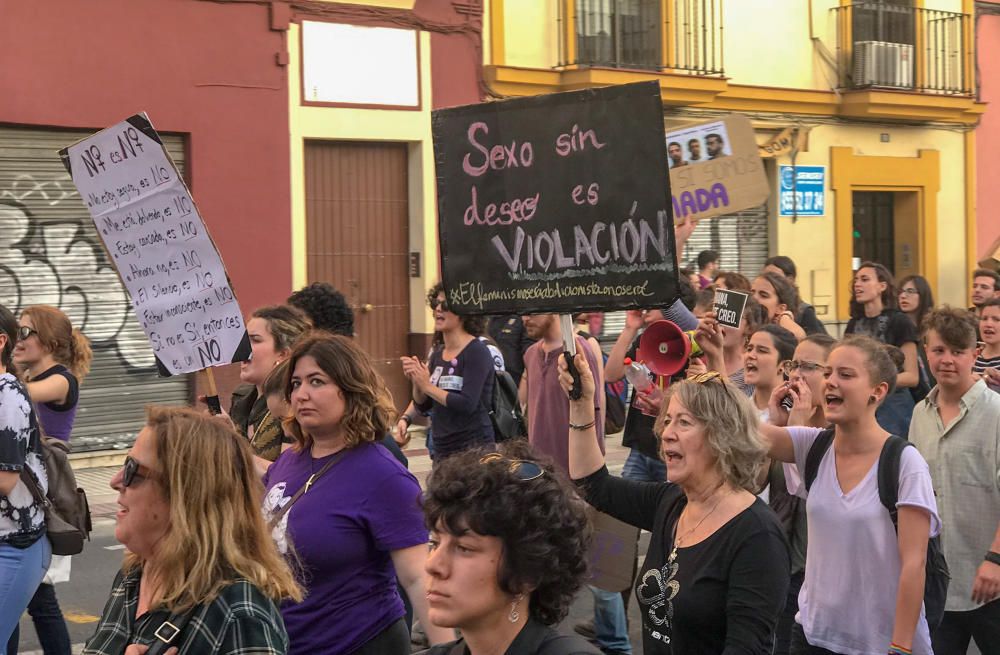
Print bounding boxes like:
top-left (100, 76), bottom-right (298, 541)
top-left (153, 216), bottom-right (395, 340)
top-left (304, 141), bottom-right (411, 411)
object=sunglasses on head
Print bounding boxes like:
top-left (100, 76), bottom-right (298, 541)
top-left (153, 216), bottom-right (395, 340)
top-left (479, 452), bottom-right (544, 481)
top-left (122, 455), bottom-right (156, 488)
top-left (17, 326), bottom-right (37, 341)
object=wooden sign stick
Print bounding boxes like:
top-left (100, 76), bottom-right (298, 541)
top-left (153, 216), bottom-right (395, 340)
top-left (203, 368), bottom-right (222, 415)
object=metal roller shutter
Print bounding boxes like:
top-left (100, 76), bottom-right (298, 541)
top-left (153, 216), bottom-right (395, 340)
top-left (0, 127), bottom-right (191, 452)
top-left (680, 203), bottom-right (770, 280)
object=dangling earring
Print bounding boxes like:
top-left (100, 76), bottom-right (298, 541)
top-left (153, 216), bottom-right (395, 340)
top-left (508, 593), bottom-right (523, 623)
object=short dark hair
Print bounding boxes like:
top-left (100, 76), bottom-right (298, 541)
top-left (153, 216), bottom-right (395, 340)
top-left (802, 333), bottom-right (838, 356)
top-left (697, 250), bottom-right (720, 270)
top-left (922, 306), bottom-right (978, 351)
top-left (688, 138), bottom-right (699, 147)
top-left (287, 283), bottom-right (355, 337)
top-left (973, 268), bottom-right (1000, 291)
top-left (706, 133), bottom-right (723, 143)
top-left (0, 304), bottom-right (17, 371)
top-left (983, 297), bottom-right (1000, 313)
top-left (754, 324), bottom-right (797, 363)
top-left (668, 141), bottom-right (681, 149)
top-left (675, 272), bottom-right (698, 311)
top-left (764, 255), bottom-right (797, 280)
top-left (423, 442), bottom-right (592, 626)
top-left (427, 283), bottom-right (486, 336)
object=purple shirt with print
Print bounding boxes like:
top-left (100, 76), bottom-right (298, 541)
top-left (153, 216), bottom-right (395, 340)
top-left (262, 442), bottom-right (427, 655)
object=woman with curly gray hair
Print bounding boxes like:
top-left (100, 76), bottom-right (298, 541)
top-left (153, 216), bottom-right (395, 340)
top-left (560, 353), bottom-right (790, 654)
top-left (418, 441), bottom-right (599, 655)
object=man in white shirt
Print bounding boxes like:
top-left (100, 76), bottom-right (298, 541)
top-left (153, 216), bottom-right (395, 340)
top-left (908, 306), bottom-right (1000, 653)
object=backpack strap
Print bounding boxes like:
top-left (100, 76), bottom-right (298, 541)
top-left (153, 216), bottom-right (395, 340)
top-left (803, 427), bottom-right (835, 492)
top-left (877, 435), bottom-right (912, 532)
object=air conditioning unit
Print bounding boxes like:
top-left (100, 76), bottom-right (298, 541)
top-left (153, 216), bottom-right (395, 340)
top-left (853, 41), bottom-right (914, 89)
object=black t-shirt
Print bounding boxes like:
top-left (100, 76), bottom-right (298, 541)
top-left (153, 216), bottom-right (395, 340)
top-left (33, 364), bottom-right (79, 411)
top-left (579, 467), bottom-right (790, 655)
top-left (844, 308), bottom-right (917, 348)
top-left (418, 618), bottom-right (599, 655)
top-left (621, 337), bottom-right (660, 459)
top-left (796, 303), bottom-right (829, 336)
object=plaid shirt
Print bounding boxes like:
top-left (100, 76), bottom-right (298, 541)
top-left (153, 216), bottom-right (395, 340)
top-left (83, 567), bottom-right (289, 655)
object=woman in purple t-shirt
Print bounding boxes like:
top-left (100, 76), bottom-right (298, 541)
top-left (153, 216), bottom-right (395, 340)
top-left (263, 333), bottom-right (454, 654)
top-left (13, 305), bottom-right (92, 441)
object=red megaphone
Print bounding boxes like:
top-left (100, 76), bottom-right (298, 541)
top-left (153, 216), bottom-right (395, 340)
top-left (637, 320), bottom-right (691, 377)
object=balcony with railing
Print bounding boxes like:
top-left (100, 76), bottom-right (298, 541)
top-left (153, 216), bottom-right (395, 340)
top-left (832, 2), bottom-right (972, 96)
top-left (558, 0), bottom-right (724, 76)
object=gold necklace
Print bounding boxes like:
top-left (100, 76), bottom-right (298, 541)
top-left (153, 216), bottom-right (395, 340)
top-left (668, 488), bottom-right (728, 564)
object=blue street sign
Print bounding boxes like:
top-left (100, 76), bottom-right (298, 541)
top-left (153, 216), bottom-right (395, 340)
top-left (779, 165), bottom-right (825, 217)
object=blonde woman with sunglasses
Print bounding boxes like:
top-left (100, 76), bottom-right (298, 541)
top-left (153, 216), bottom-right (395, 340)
top-left (560, 354), bottom-right (789, 654)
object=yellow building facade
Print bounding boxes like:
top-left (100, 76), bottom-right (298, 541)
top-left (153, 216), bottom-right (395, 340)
top-left (486, 0), bottom-right (984, 324)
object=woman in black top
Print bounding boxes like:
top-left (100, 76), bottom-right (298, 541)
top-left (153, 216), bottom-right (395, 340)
top-left (846, 262), bottom-right (919, 435)
top-left (417, 443), bottom-right (597, 655)
top-left (559, 354), bottom-right (790, 654)
top-left (897, 274), bottom-right (936, 402)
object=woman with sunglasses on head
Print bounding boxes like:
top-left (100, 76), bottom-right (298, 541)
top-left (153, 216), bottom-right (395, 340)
top-left (846, 262), bottom-right (920, 436)
top-left (264, 333), bottom-right (452, 654)
top-left (417, 443), bottom-right (599, 655)
top-left (7, 305), bottom-right (92, 655)
top-left (760, 336), bottom-right (939, 655)
top-left (897, 275), bottom-right (936, 403)
top-left (401, 284), bottom-right (495, 460)
top-left (560, 352), bottom-right (790, 654)
top-left (83, 406), bottom-right (300, 655)
top-left (0, 304), bottom-right (50, 655)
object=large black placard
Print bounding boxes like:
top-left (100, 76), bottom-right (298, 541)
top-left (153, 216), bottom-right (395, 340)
top-left (432, 82), bottom-right (678, 315)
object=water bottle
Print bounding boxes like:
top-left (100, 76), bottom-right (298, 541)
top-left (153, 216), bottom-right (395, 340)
top-left (623, 358), bottom-right (653, 393)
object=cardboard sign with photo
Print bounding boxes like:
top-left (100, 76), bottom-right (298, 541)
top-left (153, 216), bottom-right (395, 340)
top-left (665, 115), bottom-right (769, 223)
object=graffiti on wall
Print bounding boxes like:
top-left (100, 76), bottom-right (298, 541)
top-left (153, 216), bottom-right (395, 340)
top-left (0, 172), bottom-right (155, 368)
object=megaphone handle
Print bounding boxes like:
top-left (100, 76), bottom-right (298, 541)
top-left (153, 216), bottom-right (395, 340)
top-left (563, 351), bottom-right (583, 400)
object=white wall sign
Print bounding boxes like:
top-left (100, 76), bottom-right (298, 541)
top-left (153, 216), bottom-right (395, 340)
top-left (60, 113), bottom-right (249, 376)
top-left (302, 21), bottom-right (419, 107)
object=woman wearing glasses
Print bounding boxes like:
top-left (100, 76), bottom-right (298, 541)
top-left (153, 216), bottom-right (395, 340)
top-left (559, 353), bottom-right (790, 654)
top-left (0, 305), bottom-right (50, 653)
top-left (8, 306), bottom-right (91, 655)
top-left (83, 406), bottom-right (300, 654)
top-left (401, 284), bottom-right (495, 460)
top-left (897, 275), bottom-right (936, 403)
top-left (264, 333), bottom-right (452, 654)
top-left (417, 443), bottom-right (599, 655)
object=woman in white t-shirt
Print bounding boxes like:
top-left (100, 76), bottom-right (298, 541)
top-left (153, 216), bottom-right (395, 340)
top-left (760, 335), bottom-right (939, 655)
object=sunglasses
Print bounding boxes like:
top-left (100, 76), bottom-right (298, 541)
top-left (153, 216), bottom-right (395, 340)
top-left (16, 326), bottom-right (37, 340)
top-left (780, 360), bottom-right (825, 375)
top-left (429, 297), bottom-right (450, 311)
top-left (122, 455), bottom-right (156, 488)
top-left (479, 452), bottom-right (544, 481)
top-left (688, 370), bottom-right (723, 385)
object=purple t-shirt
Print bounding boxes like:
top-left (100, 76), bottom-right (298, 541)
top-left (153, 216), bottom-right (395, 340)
top-left (33, 364), bottom-right (78, 442)
top-left (262, 442), bottom-right (427, 655)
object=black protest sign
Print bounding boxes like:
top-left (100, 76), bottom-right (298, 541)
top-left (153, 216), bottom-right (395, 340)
top-left (432, 82), bottom-right (678, 315)
top-left (714, 288), bottom-right (749, 329)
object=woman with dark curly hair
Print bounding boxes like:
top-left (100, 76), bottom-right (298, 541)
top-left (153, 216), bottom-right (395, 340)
top-left (400, 283), bottom-right (495, 460)
top-left (263, 333), bottom-right (453, 653)
top-left (560, 353), bottom-right (790, 654)
top-left (418, 442), bottom-right (599, 655)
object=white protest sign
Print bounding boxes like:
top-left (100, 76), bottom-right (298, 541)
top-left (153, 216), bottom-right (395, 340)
top-left (60, 114), bottom-right (249, 376)
top-left (713, 288), bottom-right (749, 329)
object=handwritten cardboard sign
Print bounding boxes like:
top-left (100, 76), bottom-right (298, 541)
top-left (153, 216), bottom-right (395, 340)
top-left (714, 288), bottom-right (750, 329)
top-left (666, 115), bottom-right (769, 223)
top-left (432, 82), bottom-right (679, 315)
top-left (587, 508), bottom-right (640, 592)
top-left (60, 114), bottom-right (249, 376)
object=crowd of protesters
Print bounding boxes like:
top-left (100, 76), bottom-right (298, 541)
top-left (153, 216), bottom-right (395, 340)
top-left (2, 225), bottom-right (1000, 655)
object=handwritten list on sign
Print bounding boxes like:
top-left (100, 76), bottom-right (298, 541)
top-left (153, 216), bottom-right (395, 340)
top-left (60, 114), bottom-right (249, 376)
top-left (432, 82), bottom-right (679, 315)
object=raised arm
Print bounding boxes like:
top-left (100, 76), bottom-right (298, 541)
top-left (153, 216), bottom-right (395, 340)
top-left (605, 310), bottom-right (642, 383)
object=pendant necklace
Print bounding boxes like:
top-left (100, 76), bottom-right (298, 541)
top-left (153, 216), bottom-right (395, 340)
top-left (668, 487), bottom-right (728, 565)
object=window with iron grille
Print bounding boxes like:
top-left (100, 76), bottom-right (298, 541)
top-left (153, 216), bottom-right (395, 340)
top-left (576, 0), bottom-right (661, 70)
top-left (852, 0), bottom-right (916, 45)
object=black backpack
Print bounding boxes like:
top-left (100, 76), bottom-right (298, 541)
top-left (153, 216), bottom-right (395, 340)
top-left (489, 369), bottom-right (527, 442)
top-left (804, 429), bottom-right (949, 630)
